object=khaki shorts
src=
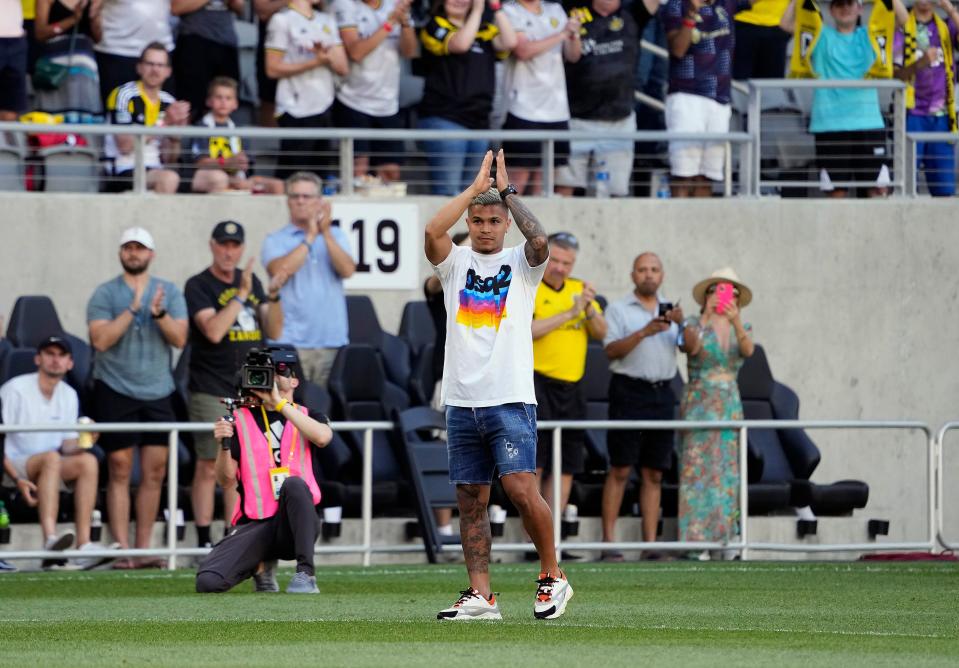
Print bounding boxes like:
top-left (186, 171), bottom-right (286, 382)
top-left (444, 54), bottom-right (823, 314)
top-left (555, 113), bottom-right (636, 196)
top-left (188, 392), bottom-right (228, 460)
top-left (297, 347), bottom-right (340, 388)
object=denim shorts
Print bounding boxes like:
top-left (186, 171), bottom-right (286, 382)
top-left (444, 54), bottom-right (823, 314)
top-left (446, 403), bottom-right (538, 484)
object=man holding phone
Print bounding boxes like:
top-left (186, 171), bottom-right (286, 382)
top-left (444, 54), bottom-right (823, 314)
top-left (600, 252), bottom-right (689, 560)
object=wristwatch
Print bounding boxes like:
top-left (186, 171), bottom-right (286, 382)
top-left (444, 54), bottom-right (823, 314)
top-left (151, 309), bottom-right (167, 320)
top-left (499, 183), bottom-right (518, 201)
top-left (267, 293), bottom-right (281, 303)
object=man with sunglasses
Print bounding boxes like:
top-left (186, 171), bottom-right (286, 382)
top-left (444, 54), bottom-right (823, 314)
top-left (531, 231), bottom-right (607, 537)
top-left (103, 42), bottom-right (191, 193)
top-left (196, 355), bottom-right (333, 594)
top-left (261, 172), bottom-right (356, 387)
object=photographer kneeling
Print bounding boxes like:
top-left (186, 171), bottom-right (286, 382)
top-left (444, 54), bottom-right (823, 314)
top-left (195, 351), bottom-right (332, 594)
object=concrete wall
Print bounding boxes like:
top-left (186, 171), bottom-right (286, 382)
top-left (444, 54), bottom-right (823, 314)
top-left (1, 193), bottom-right (957, 545)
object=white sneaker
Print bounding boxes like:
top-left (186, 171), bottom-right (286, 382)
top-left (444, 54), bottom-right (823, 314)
top-left (41, 532), bottom-right (75, 569)
top-left (534, 571), bottom-right (573, 620)
top-left (437, 588), bottom-right (502, 621)
top-left (74, 542), bottom-right (120, 570)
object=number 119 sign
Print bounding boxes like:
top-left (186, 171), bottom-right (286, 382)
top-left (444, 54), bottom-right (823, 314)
top-left (332, 203), bottom-right (420, 290)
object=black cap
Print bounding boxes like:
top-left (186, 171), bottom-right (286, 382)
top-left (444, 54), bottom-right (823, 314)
top-left (211, 220), bottom-right (245, 244)
top-left (37, 335), bottom-right (72, 356)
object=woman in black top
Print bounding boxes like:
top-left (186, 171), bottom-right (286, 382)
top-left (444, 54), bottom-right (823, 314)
top-left (417, 0), bottom-right (516, 195)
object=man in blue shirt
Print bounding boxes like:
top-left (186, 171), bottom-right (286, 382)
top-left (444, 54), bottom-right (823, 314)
top-left (261, 172), bottom-right (356, 387)
top-left (87, 227), bottom-right (188, 568)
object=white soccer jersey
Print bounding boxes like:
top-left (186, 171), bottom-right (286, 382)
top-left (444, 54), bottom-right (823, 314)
top-left (331, 0), bottom-right (402, 117)
top-left (265, 6), bottom-right (343, 118)
top-left (502, 0), bottom-right (571, 123)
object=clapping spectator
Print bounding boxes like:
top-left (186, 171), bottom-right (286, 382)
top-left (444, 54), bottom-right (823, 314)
top-left (87, 227), bottom-right (188, 569)
top-left (172, 0), bottom-right (244, 124)
top-left (265, 0), bottom-right (349, 179)
top-left (555, 0), bottom-right (658, 197)
top-left (664, 0), bottom-right (739, 197)
top-left (0, 0), bottom-right (28, 121)
top-left (332, 0), bottom-right (418, 183)
top-left (894, 0), bottom-right (959, 197)
top-left (103, 42), bottom-right (190, 193)
top-left (781, 0), bottom-right (908, 198)
top-left (92, 0), bottom-right (174, 106)
top-left (417, 0), bottom-right (517, 195)
top-left (189, 76), bottom-right (286, 194)
top-left (32, 0), bottom-right (103, 122)
top-left (501, 0), bottom-right (581, 195)
top-left (733, 0), bottom-right (791, 80)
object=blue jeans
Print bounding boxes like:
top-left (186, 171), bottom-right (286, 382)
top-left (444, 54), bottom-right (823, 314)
top-left (907, 113), bottom-right (956, 197)
top-left (446, 403), bottom-right (538, 485)
top-left (417, 116), bottom-right (489, 196)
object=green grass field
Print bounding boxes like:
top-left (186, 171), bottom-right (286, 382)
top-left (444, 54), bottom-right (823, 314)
top-left (1, 562), bottom-right (957, 667)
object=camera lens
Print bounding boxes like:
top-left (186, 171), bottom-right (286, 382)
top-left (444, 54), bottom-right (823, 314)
top-left (247, 370), bottom-right (268, 387)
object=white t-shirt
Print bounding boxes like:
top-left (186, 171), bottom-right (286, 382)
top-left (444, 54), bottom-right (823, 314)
top-left (94, 0), bottom-right (175, 58)
top-left (331, 0), bottom-right (402, 117)
top-left (502, 0), bottom-right (570, 123)
top-left (434, 243), bottom-right (547, 407)
top-left (0, 373), bottom-right (79, 463)
top-left (265, 6), bottom-right (343, 118)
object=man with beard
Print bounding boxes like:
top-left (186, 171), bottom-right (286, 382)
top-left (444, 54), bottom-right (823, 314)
top-left (87, 227), bottom-right (188, 568)
top-left (600, 252), bottom-right (685, 561)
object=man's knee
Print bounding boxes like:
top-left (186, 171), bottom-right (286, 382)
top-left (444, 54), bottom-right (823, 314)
top-left (196, 571), bottom-right (230, 593)
top-left (501, 475), bottom-right (538, 514)
top-left (641, 468), bottom-right (663, 485)
top-left (606, 465), bottom-right (631, 483)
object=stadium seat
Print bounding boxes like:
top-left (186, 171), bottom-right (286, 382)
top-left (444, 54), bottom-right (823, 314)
top-left (738, 345), bottom-right (869, 516)
top-left (407, 341), bottom-right (435, 406)
top-left (398, 300), bottom-right (436, 358)
top-left (396, 406), bottom-right (460, 563)
top-left (6, 295), bottom-right (64, 348)
top-left (297, 380), bottom-right (354, 483)
top-left (328, 344), bottom-right (412, 514)
top-left (38, 144), bottom-right (100, 193)
top-left (346, 295), bottom-right (413, 395)
top-left (0, 347), bottom-right (38, 384)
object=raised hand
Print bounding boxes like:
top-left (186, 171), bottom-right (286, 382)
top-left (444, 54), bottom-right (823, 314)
top-left (268, 268), bottom-right (289, 295)
top-left (150, 284), bottom-right (166, 317)
top-left (131, 278), bottom-right (146, 312)
top-left (495, 149), bottom-right (510, 191)
top-left (471, 150), bottom-right (495, 196)
top-left (252, 383), bottom-right (284, 411)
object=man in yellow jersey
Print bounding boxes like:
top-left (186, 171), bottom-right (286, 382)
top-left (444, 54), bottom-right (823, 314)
top-left (531, 232), bottom-right (607, 526)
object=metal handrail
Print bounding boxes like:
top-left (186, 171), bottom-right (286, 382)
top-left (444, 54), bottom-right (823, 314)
top-left (903, 132), bottom-right (959, 196)
top-left (0, 418), bottom-right (938, 568)
top-left (935, 421), bottom-right (959, 551)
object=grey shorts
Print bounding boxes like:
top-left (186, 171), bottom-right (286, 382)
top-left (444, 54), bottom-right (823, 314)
top-left (188, 392), bottom-right (228, 460)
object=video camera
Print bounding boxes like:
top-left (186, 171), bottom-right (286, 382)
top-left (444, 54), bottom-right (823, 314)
top-left (222, 347), bottom-right (300, 414)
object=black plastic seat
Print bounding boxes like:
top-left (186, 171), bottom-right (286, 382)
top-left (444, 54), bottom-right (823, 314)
top-left (0, 347), bottom-right (38, 384)
top-left (5, 295), bottom-right (64, 348)
top-left (396, 406), bottom-right (460, 562)
top-left (738, 345), bottom-right (869, 516)
top-left (398, 300), bottom-right (437, 358)
top-left (346, 295), bottom-right (412, 398)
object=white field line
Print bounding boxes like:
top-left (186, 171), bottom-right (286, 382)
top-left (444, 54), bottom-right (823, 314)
top-left (0, 617), bottom-right (950, 639)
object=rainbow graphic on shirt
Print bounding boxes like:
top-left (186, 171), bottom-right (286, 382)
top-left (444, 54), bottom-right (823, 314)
top-left (456, 264), bottom-right (512, 330)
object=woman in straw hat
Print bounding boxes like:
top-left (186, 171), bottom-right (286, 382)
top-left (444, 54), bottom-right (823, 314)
top-left (678, 268), bottom-right (754, 556)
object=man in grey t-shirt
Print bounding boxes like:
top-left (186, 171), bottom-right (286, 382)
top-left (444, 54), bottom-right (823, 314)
top-left (87, 227), bottom-right (188, 567)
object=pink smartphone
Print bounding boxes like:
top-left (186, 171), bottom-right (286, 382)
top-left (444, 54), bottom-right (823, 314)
top-left (714, 283), bottom-right (733, 314)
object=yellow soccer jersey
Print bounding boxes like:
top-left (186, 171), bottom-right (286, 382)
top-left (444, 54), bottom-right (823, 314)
top-left (533, 277), bottom-right (602, 383)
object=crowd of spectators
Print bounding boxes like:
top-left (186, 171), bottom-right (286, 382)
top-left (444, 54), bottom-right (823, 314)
top-left (3, 0), bottom-right (951, 197)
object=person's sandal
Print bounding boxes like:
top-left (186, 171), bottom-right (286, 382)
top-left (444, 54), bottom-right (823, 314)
top-left (599, 550), bottom-right (625, 563)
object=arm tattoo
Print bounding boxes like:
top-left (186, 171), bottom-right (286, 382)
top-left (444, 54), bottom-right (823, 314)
top-left (505, 194), bottom-right (549, 266)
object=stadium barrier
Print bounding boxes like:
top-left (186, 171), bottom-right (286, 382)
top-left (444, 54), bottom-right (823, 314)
top-left (935, 421), bottom-right (959, 551)
top-left (4, 76), bottom-right (936, 198)
top-left (904, 132), bottom-right (959, 197)
top-left (0, 418), bottom-right (939, 569)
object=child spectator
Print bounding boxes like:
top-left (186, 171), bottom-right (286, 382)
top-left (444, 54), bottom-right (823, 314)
top-left (189, 76), bottom-right (285, 194)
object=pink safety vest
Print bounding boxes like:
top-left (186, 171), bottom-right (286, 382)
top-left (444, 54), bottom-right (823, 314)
top-left (231, 405), bottom-right (322, 525)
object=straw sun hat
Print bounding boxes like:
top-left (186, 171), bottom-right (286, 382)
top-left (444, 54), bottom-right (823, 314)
top-left (692, 267), bottom-right (753, 308)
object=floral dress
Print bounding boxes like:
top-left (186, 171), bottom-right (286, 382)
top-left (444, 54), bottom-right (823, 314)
top-left (678, 316), bottom-right (752, 543)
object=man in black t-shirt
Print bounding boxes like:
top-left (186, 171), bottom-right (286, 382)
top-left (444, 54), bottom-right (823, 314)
top-left (184, 221), bottom-right (286, 550)
top-left (556, 0), bottom-right (658, 197)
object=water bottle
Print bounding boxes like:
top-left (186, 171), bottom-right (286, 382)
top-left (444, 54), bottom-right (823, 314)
top-left (594, 161), bottom-right (611, 199)
top-left (0, 501), bottom-right (10, 544)
top-left (322, 175), bottom-right (340, 196)
top-left (91, 509), bottom-right (102, 543)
